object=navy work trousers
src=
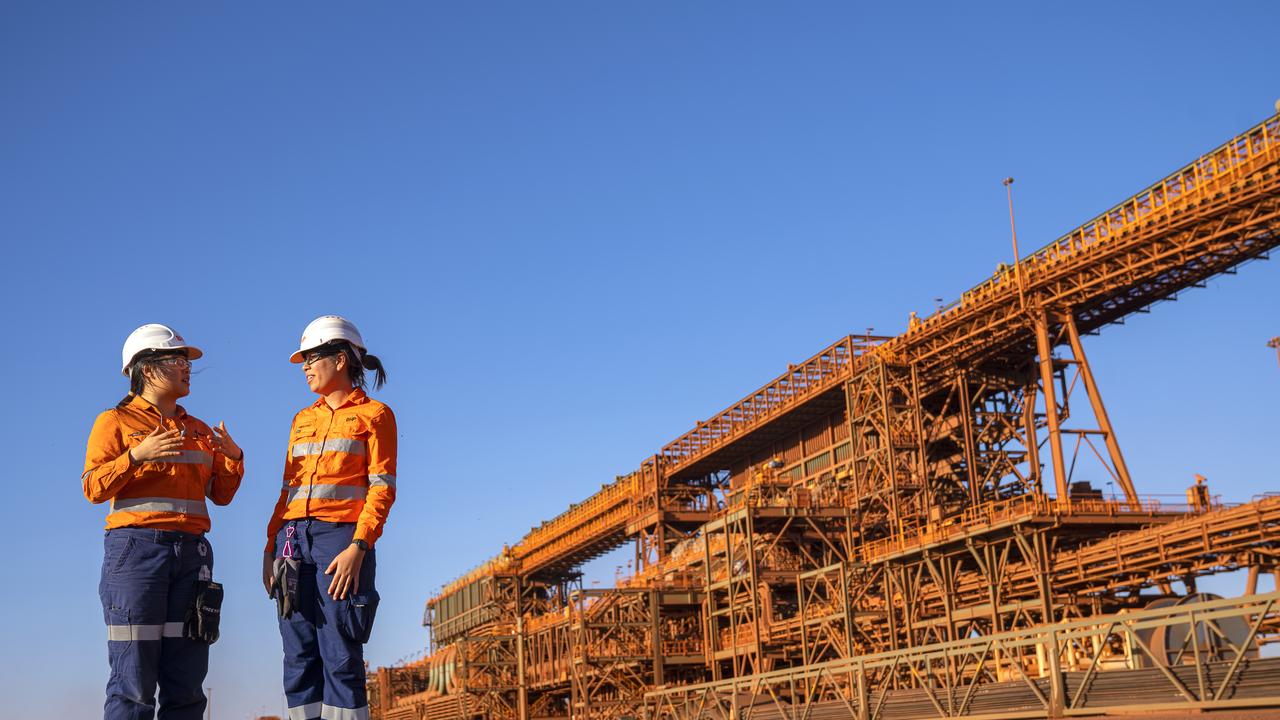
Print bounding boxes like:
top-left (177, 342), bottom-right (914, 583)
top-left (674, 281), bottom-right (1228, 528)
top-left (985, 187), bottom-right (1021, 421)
top-left (276, 519), bottom-right (379, 720)
top-left (99, 528), bottom-right (213, 720)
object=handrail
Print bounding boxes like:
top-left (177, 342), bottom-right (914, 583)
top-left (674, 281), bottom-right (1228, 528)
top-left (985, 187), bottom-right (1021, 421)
top-left (659, 336), bottom-right (872, 472)
top-left (858, 493), bottom-right (1204, 562)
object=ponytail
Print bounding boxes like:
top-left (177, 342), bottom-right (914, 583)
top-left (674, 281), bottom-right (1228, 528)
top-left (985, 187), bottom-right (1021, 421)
top-left (361, 353), bottom-right (388, 390)
top-left (330, 341), bottom-right (388, 391)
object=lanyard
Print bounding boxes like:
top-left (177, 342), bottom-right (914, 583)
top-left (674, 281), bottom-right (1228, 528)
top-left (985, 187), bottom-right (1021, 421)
top-left (282, 524), bottom-right (297, 559)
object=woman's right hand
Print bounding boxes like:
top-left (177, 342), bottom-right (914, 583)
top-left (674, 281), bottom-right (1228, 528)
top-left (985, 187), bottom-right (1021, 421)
top-left (263, 553), bottom-right (276, 598)
top-left (129, 425), bottom-right (184, 463)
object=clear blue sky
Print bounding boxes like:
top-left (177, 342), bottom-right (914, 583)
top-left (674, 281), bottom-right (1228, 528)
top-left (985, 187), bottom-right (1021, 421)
top-left (2, 2), bottom-right (1278, 717)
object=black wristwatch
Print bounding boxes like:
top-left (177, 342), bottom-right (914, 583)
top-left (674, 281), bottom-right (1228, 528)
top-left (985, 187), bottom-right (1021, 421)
top-left (352, 539), bottom-right (370, 552)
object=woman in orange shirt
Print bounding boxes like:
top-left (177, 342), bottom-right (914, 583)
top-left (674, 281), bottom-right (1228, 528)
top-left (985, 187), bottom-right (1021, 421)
top-left (264, 315), bottom-right (395, 720)
top-left (83, 324), bottom-right (244, 720)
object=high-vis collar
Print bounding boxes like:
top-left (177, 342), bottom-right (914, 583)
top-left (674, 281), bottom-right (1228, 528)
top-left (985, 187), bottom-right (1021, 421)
top-left (309, 388), bottom-right (368, 411)
top-left (126, 394), bottom-right (189, 419)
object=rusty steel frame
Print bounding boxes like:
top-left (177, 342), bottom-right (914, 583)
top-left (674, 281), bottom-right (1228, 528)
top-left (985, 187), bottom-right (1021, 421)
top-left (375, 111), bottom-right (1280, 720)
top-left (646, 591), bottom-right (1280, 720)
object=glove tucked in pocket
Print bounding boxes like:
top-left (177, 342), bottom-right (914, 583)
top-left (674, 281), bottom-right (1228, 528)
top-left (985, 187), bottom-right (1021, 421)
top-left (272, 557), bottom-right (301, 619)
top-left (184, 581), bottom-right (223, 644)
top-left (338, 590), bottom-right (380, 644)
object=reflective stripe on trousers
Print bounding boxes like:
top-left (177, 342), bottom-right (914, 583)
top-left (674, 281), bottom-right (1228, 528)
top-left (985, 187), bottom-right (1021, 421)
top-left (107, 621), bottom-right (185, 641)
top-left (287, 702), bottom-right (369, 720)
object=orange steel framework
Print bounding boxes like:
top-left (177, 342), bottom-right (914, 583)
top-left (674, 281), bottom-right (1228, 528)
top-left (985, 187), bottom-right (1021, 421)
top-left (370, 108), bottom-right (1280, 720)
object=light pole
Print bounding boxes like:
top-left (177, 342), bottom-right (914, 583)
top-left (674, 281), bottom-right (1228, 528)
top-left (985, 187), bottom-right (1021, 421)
top-left (1003, 177), bottom-right (1027, 310)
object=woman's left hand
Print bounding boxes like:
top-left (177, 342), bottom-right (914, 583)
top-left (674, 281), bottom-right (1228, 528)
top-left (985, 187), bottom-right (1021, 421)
top-left (325, 543), bottom-right (366, 600)
top-left (212, 421), bottom-right (243, 461)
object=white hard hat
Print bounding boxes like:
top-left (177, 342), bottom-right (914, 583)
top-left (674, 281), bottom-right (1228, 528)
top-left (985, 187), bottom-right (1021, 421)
top-left (291, 315), bottom-right (367, 363)
top-left (121, 324), bottom-right (203, 376)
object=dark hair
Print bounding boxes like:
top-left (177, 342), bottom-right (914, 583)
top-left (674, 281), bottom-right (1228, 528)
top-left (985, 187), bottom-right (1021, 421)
top-left (116, 350), bottom-right (184, 407)
top-left (315, 341), bottom-right (388, 391)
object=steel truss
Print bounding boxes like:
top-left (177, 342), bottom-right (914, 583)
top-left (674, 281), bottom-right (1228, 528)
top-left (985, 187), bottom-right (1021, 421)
top-left (377, 111), bottom-right (1280, 720)
top-left (648, 591), bottom-right (1280, 720)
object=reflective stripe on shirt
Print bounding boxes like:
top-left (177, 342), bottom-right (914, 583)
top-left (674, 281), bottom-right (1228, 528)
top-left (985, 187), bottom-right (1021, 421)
top-left (291, 438), bottom-right (367, 458)
top-left (110, 496), bottom-right (210, 517)
top-left (368, 473), bottom-right (395, 488)
top-left (170, 450), bottom-right (213, 467)
top-left (286, 484), bottom-right (368, 503)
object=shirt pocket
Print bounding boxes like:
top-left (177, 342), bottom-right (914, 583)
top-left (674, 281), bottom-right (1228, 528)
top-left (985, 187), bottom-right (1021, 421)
top-left (320, 435), bottom-right (369, 479)
top-left (329, 415), bottom-right (373, 477)
top-left (289, 423), bottom-right (318, 457)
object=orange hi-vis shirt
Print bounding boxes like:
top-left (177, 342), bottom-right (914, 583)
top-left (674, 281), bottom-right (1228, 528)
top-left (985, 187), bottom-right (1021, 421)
top-left (83, 395), bottom-right (245, 534)
top-left (265, 389), bottom-right (397, 554)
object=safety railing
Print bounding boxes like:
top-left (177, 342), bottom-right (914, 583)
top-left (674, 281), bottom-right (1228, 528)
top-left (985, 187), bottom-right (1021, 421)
top-left (659, 336), bottom-right (871, 473)
top-left (858, 493), bottom-right (1198, 563)
top-left (900, 112), bottom-right (1280, 340)
top-left (663, 638), bottom-right (704, 656)
top-left (515, 472), bottom-right (641, 560)
top-left (432, 554), bottom-right (518, 604)
top-left (1024, 113), bottom-right (1280, 270)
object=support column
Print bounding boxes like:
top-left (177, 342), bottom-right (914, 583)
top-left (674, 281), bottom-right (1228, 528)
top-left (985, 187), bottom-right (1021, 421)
top-left (516, 616), bottom-right (528, 720)
top-left (515, 578), bottom-right (528, 720)
top-left (1033, 310), bottom-right (1069, 498)
top-left (1034, 532), bottom-right (1066, 716)
top-left (1063, 313), bottom-right (1139, 505)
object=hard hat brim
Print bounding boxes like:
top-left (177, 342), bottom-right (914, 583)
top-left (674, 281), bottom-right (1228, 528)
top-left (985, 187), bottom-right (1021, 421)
top-left (289, 344), bottom-right (340, 364)
top-left (121, 345), bottom-right (204, 376)
top-left (290, 339), bottom-right (365, 364)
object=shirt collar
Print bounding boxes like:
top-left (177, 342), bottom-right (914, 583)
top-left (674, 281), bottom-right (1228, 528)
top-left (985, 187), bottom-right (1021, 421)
top-left (127, 393), bottom-right (188, 419)
top-left (310, 388), bottom-right (368, 411)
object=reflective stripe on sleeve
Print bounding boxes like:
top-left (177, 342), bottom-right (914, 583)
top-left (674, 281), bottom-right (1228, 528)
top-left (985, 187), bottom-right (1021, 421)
top-left (320, 705), bottom-right (369, 720)
top-left (110, 497), bottom-right (210, 517)
top-left (291, 438), bottom-right (367, 457)
top-left (289, 702), bottom-right (323, 720)
top-left (367, 473), bottom-right (396, 488)
top-left (286, 484), bottom-right (368, 503)
top-left (107, 622), bottom-right (185, 641)
top-left (170, 450), bottom-right (213, 467)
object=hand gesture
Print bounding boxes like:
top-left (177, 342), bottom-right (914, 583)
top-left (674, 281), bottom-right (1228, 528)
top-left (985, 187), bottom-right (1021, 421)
top-left (212, 421), bottom-right (243, 461)
top-left (129, 425), bottom-right (183, 463)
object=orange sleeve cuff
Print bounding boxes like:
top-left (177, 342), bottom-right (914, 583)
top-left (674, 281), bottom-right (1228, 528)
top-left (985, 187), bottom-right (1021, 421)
top-left (354, 526), bottom-right (383, 549)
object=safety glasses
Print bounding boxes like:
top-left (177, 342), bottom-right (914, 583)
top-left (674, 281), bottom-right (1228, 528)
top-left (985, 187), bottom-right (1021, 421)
top-left (301, 351), bottom-right (338, 368)
top-left (155, 356), bottom-right (192, 369)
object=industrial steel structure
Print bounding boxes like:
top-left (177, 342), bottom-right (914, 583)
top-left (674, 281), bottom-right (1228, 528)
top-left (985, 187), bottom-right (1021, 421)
top-left (370, 108), bottom-right (1280, 720)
